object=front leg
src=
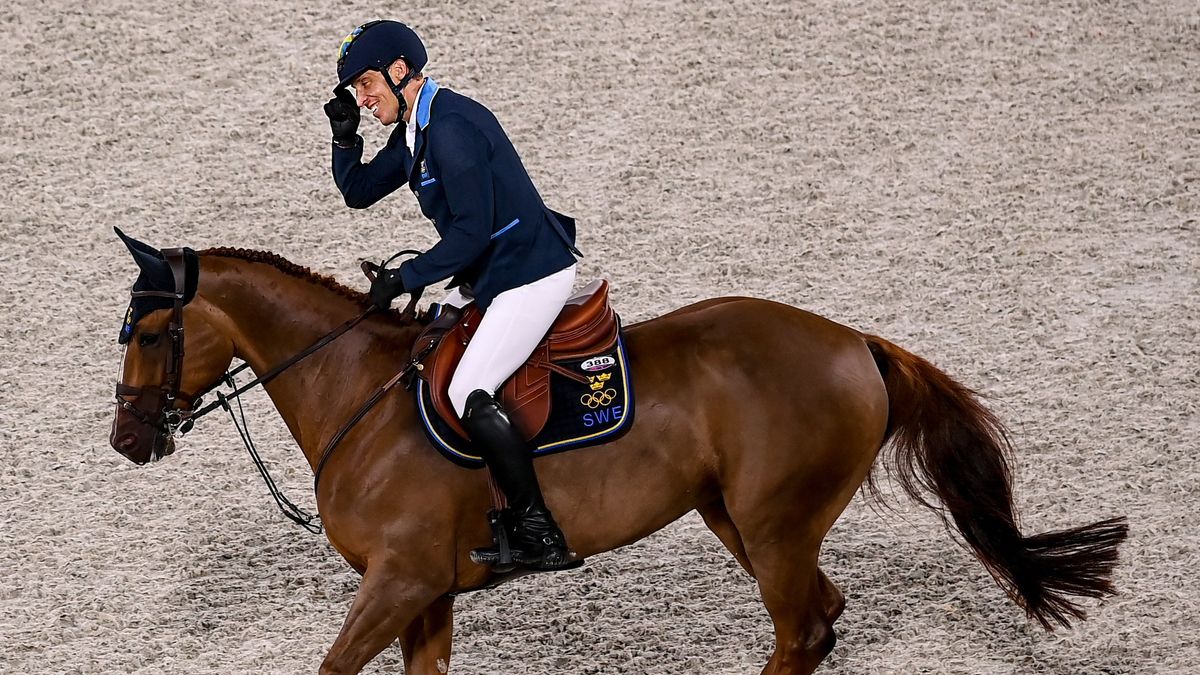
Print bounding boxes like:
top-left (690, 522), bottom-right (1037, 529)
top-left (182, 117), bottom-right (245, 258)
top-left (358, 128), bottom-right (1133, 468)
top-left (398, 595), bottom-right (455, 674)
top-left (319, 563), bottom-right (445, 675)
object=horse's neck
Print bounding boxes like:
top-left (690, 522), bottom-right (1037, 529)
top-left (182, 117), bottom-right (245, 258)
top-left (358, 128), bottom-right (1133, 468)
top-left (197, 256), bottom-right (416, 470)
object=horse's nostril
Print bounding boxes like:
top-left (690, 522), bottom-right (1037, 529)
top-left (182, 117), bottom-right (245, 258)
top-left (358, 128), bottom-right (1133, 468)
top-left (117, 434), bottom-right (138, 452)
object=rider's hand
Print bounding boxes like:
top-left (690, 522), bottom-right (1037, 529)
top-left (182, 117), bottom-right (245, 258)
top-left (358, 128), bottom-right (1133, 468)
top-left (324, 88), bottom-right (360, 147)
top-left (369, 267), bottom-right (407, 311)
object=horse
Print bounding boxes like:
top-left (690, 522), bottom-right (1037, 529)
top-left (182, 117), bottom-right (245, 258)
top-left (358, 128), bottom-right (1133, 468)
top-left (109, 240), bottom-right (1129, 675)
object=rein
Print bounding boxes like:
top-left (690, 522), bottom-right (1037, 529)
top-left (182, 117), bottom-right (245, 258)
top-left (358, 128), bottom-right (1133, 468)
top-left (181, 307), bottom-right (377, 534)
top-left (187, 292), bottom-right (422, 533)
top-left (119, 250), bottom-right (426, 534)
top-left (188, 250), bottom-right (425, 426)
top-left (193, 305), bottom-right (419, 530)
top-left (218, 369), bottom-right (324, 533)
top-left (185, 307), bottom-right (377, 427)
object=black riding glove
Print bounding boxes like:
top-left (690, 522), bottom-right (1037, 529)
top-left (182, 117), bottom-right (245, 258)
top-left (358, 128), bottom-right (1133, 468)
top-left (324, 88), bottom-right (360, 147)
top-left (369, 267), bottom-right (406, 311)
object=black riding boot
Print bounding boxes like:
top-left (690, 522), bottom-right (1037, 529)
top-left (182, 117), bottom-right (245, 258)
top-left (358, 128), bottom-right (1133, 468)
top-left (461, 389), bottom-right (582, 571)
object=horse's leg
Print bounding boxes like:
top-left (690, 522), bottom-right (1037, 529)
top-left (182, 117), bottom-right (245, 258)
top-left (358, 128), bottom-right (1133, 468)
top-left (699, 502), bottom-right (845, 628)
top-left (700, 499), bottom-right (849, 629)
top-left (725, 484), bottom-right (843, 673)
top-left (697, 500), bottom-right (754, 577)
top-left (817, 567), bottom-right (846, 624)
top-left (747, 543), bottom-right (834, 675)
top-left (319, 565), bottom-right (440, 675)
top-left (397, 595), bottom-right (455, 675)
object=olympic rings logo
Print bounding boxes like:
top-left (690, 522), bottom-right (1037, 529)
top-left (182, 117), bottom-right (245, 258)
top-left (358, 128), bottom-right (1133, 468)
top-left (580, 388), bottom-right (618, 409)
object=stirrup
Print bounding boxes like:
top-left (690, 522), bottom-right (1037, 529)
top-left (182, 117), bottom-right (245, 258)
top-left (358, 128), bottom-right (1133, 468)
top-left (508, 508), bottom-right (585, 571)
top-left (469, 509), bottom-right (519, 573)
top-left (469, 509), bottom-right (585, 572)
top-left (513, 545), bottom-right (585, 572)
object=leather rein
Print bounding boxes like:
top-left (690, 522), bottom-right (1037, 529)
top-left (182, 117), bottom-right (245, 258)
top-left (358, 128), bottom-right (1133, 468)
top-left (115, 253), bottom-right (424, 533)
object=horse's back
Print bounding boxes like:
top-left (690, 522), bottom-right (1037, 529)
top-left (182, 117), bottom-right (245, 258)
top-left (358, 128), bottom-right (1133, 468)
top-left (627, 296), bottom-right (882, 388)
top-left (623, 296), bottom-right (890, 505)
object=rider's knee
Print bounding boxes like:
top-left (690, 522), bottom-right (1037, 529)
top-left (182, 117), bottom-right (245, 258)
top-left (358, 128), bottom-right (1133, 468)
top-left (449, 380), bottom-right (484, 419)
top-left (451, 379), bottom-right (499, 415)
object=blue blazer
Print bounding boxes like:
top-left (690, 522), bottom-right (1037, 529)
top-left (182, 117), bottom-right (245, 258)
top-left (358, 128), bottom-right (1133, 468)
top-left (332, 78), bottom-right (580, 309)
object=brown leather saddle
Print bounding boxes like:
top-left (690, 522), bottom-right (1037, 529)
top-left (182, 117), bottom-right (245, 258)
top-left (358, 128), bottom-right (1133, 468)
top-left (410, 279), bottom-right (619, 440)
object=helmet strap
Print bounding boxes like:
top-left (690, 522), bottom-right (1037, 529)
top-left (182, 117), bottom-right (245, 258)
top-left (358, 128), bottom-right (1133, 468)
top-left (381, 63), bottom-right (417, 123)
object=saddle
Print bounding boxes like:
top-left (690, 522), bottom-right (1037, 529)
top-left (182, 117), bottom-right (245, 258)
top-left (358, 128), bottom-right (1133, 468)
top-left (411, 279), bottom-right (619, 440)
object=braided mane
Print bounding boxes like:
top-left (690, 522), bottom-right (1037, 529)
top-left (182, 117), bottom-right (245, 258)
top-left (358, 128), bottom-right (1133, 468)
top-left (199, 247), bottom-right (368, 303)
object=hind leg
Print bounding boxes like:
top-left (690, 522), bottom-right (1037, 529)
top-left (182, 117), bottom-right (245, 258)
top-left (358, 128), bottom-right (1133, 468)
top-left (698, 500), bottom-right (754, 577)
top-left (722, 492), bottom-right (841, 675)
top-left (817, 567), bottom-right (846, 624)
top-left (719, 505), bottom-right (835, 675)
top-left (750, 544), bottom-right (835, 675)
top-left (700, 501), bottom-right (845, 629)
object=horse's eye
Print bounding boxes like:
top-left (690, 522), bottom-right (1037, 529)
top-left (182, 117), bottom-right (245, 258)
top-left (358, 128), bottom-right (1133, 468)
top-left (138, 332), bottom-right (159, 347)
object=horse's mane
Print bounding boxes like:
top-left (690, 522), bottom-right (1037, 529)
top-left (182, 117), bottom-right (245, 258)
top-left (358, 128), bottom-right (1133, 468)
top-left (198, 247), bottom-right (368, 303)
top-left (198, 247), bottom-right (433, 325)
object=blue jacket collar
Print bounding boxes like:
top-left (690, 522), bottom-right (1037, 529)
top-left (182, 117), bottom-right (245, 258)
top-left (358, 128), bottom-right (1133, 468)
top-left (414, 77), bottom-right (439, 130)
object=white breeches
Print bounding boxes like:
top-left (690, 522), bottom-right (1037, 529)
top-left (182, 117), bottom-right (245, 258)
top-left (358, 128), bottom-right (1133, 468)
top-left (443, 265), bottom-right (577, 417)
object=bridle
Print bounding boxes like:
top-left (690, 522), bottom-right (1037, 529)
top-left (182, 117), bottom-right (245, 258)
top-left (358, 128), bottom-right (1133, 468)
top-left (114, 251), bottom-right (425, 532)
top-left (114, 248), bottom-right (197, 450)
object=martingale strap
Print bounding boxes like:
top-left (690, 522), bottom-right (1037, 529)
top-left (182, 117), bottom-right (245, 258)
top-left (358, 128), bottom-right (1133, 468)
top-left (313, 365), bottom-right (412, 494)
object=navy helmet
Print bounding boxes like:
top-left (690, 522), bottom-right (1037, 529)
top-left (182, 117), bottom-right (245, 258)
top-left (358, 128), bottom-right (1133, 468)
top-left (335, 20), bottom-right (427, 92)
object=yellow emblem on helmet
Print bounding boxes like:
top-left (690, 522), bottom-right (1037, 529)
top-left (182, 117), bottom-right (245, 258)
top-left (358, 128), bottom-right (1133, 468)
top-left (337, 23), bottom-right (372, 67)
top-left (337, 31), bottom-right (357, 63)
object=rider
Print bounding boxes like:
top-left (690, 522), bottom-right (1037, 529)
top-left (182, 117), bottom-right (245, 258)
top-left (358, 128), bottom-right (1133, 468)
top-left (323, 20), bottom-right (583, 571)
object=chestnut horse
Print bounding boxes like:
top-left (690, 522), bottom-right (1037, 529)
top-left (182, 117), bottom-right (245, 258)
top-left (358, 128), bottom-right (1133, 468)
top-left (110, 244), bottom-right (1128, 675)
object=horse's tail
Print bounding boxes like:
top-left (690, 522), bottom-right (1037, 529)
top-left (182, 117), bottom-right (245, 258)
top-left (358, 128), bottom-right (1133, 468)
top-left (862, 334), bottom-right (1128, 630)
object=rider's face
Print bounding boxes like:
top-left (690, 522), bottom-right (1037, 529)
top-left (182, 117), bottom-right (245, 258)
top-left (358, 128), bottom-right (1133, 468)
top-left (352, 69), bottom-right (400, 126)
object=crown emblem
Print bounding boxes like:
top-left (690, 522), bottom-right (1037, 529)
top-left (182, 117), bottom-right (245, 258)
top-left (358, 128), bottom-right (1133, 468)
top-left (587, 372), bottom-right (612, 391)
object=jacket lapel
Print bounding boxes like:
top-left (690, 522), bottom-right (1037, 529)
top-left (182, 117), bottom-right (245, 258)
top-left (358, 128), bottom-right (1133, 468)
top-left (406, 78), bottom-right (440, 184)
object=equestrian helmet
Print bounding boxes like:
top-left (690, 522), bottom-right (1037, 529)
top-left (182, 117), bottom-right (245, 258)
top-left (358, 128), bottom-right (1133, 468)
top-left (335, 20), bottom-right (427, 92)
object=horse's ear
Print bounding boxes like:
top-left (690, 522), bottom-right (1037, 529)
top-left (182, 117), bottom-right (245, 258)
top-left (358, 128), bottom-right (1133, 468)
top-left (115, 227), bottom-right (186, 344)
top-left (115, 227), bottom-right (169, 277)
top-left (115, 226), bottom-right (160, 256)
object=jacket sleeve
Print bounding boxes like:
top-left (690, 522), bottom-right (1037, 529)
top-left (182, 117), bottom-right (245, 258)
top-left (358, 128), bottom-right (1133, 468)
top-left (399, 114), bottom-right (495, 290)
top-left (331, 133), bottom-right (411, 209)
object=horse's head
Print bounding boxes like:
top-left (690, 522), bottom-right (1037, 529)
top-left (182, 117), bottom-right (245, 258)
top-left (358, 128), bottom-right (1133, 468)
top-left (110, 228), bottom-right (234, 465)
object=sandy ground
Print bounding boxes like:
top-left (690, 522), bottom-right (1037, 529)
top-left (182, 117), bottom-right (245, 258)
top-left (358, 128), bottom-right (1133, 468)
top-left (1, 0), bottom-right (1197, 672)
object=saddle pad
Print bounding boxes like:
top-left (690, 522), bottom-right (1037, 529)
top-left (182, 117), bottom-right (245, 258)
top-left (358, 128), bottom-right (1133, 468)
top-left (415, 332), bottom-right (635, 468)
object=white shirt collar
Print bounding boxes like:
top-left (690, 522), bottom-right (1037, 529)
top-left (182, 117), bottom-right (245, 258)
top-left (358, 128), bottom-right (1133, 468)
top-left (405, 105), bottom-right (418, 154)
top-left (404, 77), bottom-right (439, 154)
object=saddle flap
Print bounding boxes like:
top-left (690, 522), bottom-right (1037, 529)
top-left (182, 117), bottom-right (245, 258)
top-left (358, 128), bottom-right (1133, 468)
top-left (424, 311), bottom-right (472, 439)
top-left (419, 279), bottom-right (618, 443)
top-left (500, 343), bottom-right (552, 439)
